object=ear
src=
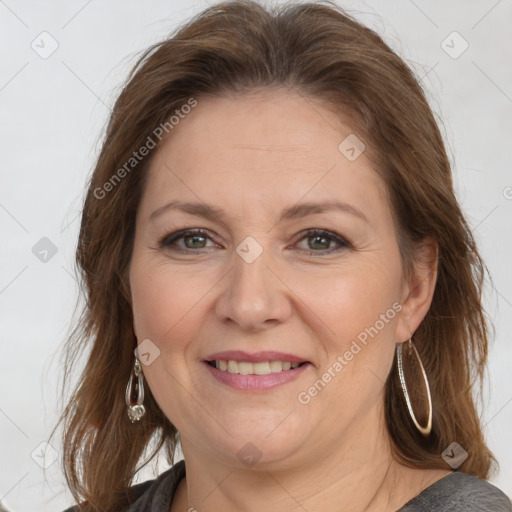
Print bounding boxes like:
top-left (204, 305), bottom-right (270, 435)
top-left (395, 237), bottom-right (438, 342)
top-left (132, 314), bottom-right (139, 340)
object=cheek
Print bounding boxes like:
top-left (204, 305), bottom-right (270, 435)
top-left (296, 258), bottom-right (401, 343)
top-left (130, 258), bottom-right (206, 351)
top-left (129, 258), bottom-right (209, 422)
top-left (296, 264), bottom-right (401, 418)
top-left (298, 255), bottom-right (402, 400)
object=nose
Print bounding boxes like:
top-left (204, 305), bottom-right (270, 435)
top-left (214, 241), bottom-right (293, 332)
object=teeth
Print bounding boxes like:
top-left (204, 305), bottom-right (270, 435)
top-left (238, 362), bottom-right (253, 375)
top-left (269, 360), bottom-right (283, 372)
top-left (253, 362), bottom-right (270, 375)
top-left (211, 360), bottom-right (302, 375)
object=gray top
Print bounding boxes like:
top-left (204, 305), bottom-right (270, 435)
top-left (63, 459), bottom-right (512, 511)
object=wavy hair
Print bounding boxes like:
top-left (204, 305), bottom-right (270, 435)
top-left (52, 1), bottom-right (496, 510)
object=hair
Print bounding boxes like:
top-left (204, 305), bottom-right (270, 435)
top-left (53, 0), bottom-right (497, 510)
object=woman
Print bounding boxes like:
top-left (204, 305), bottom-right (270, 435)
top-left (57, 1), bottom-right (511, 510)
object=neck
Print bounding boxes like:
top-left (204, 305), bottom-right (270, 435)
top-left (173, 401), bottom-right (424, 512)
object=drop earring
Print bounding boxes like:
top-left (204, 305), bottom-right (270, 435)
top-left (125, 357), bottom-right (146, 423)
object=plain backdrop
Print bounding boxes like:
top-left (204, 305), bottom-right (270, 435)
top-left (1, 1), bottom-right (511, 510)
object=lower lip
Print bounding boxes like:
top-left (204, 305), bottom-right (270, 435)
top-left (204, 362), bottom-right (311, 391)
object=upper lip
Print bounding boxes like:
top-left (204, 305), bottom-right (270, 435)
top-left (204, 350), bottom-right (309, 364)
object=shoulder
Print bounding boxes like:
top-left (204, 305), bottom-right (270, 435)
top-left (61, 459), bottom-right (186, 512)
top-left (399, 471), bottom-right (512, 511)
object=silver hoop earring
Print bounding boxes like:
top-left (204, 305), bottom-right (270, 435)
top-left (125, 358), bottom-right (146, 423)
top-left (396, 338), bottom-right (432, 436)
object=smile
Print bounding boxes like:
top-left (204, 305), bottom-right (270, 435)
top-left (204, 360), bottom-right (311, 391)
top-left (206, 360), bottom-right (304, 375)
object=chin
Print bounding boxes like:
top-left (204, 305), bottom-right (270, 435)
top-left (201, 413), bottom-right (311, 469)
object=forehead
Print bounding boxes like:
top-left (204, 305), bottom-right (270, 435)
top-left (139, 90), bottom-right (389, 224)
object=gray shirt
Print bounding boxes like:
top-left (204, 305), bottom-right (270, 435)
top-left (63, 459), bottom-right (512, 511)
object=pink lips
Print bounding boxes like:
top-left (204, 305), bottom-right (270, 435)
top-left (203, 350), bottom-right (311, 391)
top-left (204, 350), bottom-right (307, 364)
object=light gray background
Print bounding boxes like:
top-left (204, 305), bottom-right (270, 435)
top-left (1, 1), bottom-right (511, 510)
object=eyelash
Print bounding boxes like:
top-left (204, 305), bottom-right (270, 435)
top-left (158, 228), bottom-right (352, 255)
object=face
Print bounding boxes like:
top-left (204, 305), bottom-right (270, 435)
top-left (129, 90), bottom-right (407, 469)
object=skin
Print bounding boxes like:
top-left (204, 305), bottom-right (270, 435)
top-left (129, 90), bottom-right (450, 512)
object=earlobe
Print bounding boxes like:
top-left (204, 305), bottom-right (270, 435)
top-left (395, 238), bottom-right (438, 343)
top-left (132, 315), bottom-right (139, 340)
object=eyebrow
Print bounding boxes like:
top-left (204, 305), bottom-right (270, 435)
top-left (149, 199), bottom-right (368, 224)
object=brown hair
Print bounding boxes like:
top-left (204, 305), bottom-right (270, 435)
top-left (53, 1), bottom-right (497, 509)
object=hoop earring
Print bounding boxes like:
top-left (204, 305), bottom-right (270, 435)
top-left (396, 338), bottom-right (432, 436)
top-left (125, 358), bottom-right (146, 423)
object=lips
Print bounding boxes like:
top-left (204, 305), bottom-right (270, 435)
top-left (204, 350), bottom-right (309, 364)
top-left (207, 360), bottom-right (304, 375)
top-left (202, 350), bottom-right (312, 390)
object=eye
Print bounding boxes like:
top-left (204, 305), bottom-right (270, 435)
top-left (158, 228), bottom-right (218, 254)
top-left (159, 228), bottom-right (351, 255)
top-left (293, 229), bottom-right (351, 254)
